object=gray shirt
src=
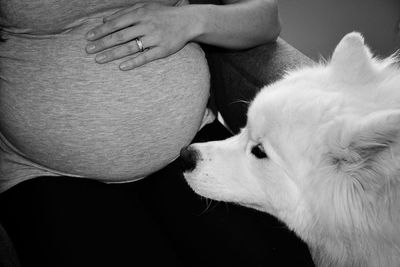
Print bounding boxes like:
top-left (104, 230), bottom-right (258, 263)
top-left (0, 0), bottom-right (213, 192)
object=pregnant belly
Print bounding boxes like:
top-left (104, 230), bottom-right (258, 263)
top-left (0, 14), bottom-right (210, 181)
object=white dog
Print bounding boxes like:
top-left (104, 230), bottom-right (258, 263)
top-left (181, 32), bottom-right (400, 267)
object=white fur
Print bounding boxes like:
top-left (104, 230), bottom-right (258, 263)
top-left (183, 32), bottom-right (400, 267)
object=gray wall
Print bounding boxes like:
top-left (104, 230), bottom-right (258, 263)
top-left (278, 0), bottom-right (400, 60)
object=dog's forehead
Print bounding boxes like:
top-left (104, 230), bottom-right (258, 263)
top-left (247, 95), bottom-right (293, 151)
top-left (247, 98), bottom-right (279, 140)
top-left (248, 88), bottom-right (314, 132)
top-left (247, 82), bottom-right (345, 145)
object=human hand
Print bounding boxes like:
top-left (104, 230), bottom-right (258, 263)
top-left (85, 3), bottom-right (194, 70)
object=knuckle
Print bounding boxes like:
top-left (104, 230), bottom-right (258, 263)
top-left (113, 31), bottom-right (125, 42)
top-left (106, 33), bottom-right (114, 42)
top-left (136, 7), bottom-right (147, 18)
top-left (147, 22), bottom-right (156, 32)
top-left (106, 20), bottom-right (118, 32)
top-left (127, 41), bottom-right (138, 53)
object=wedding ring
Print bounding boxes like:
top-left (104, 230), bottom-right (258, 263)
top-left (135, 38), bottom-right (145, 52)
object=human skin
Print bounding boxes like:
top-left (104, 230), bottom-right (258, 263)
top-left (85, 0), bottom-right (281, 70)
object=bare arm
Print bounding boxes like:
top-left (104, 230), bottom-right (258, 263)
top-left (185, 0), bottom-right (280, 49)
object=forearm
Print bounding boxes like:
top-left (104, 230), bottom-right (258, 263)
top-left (182, 0), bottom-right (280, 49)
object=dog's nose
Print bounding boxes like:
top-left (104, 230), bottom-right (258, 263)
top-left (180, 146), bottom-right (198, 172)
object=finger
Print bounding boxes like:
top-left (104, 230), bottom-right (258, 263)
top-left (86, 9), bottom-right (143, 41)
top-left (86, 25), bottom-right (146, 54)
top-left (103, 3), bottom-right (146, 23)
top-left (95, 36), bottom-right (155, 63)
top-left (119, 47), bottom-right (164, 70)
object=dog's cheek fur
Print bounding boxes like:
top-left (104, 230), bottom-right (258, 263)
top-left (302, 111), bottom-right (400, 266)
top-left (305, 160), bottom-right (400, 267)
top-left (248, 162), bottom-right (307, 222)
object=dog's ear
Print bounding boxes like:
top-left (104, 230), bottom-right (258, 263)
top-left (329, 109), bottom-right (400, 190)
top-left (330, 32), bottom-right (374, 81)
top-left (330, 110), bottom-right (400, 183)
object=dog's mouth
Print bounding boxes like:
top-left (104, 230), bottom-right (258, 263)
top-left (183, 174), bottom-right (266, 212)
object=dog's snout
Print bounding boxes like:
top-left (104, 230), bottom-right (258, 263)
top-left (180, 146), bottom-right (199, 172)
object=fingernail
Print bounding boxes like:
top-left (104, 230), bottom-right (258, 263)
top-left (86, 44), bottom-right (96, 52)
top-left (86, 31), bottom-right (95, 39)
top-left (96, 54), bottom-right (107, 63)
top-left (120, 63), bottom-right (130, 70)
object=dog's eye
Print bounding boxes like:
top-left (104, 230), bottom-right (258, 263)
top-left (251, 144), bottom-right (268, 159)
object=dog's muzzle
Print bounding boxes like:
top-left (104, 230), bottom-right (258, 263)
top-left (180, 146), bottom-right (199, 172)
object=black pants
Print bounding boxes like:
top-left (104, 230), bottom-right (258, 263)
top-left (0, 121), bottom-right (314, 267)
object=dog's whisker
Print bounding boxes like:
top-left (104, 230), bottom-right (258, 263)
top-left (223, 202), bottom-right (230, 212)
top-left (199, 197), bottom-right (219, 215)
top-left (229, 99), bottom-right (250, 106)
